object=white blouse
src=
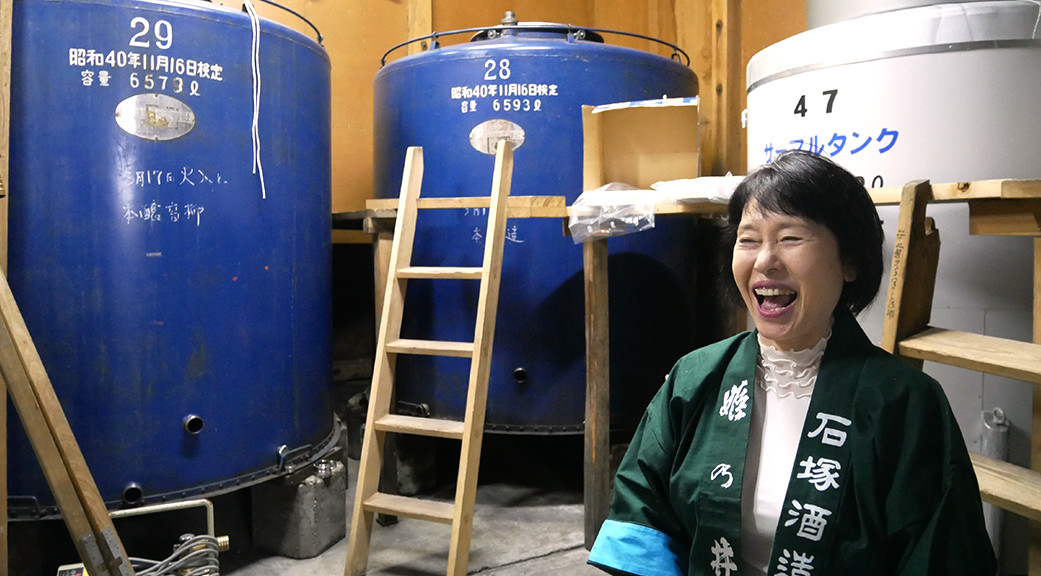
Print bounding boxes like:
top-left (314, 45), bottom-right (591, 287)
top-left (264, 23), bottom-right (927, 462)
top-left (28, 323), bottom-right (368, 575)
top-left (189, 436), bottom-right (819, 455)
top-left (740, 334), bottom-right (829, 575)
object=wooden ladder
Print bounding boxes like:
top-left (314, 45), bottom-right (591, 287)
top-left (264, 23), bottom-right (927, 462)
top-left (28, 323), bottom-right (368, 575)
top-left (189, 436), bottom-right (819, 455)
top-left (882, 180), bottom-right (1041, 538)
top-left (344, 141), bottom-right (514, 576)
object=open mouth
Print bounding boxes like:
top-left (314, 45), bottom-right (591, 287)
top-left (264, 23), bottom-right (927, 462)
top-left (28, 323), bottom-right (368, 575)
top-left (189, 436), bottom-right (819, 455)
top-left (754, 287), bottom-right (797, 312)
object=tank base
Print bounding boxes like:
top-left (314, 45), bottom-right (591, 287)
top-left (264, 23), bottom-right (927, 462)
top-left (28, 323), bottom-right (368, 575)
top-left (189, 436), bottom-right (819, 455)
top-left (251, 459), bottom-right (348, 559)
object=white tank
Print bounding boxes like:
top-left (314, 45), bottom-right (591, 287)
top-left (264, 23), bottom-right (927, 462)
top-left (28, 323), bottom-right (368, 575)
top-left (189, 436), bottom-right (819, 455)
top-left (746, 3), bottom-right (1041, 569)
top-left (807, 0), bottom-right (985, 28)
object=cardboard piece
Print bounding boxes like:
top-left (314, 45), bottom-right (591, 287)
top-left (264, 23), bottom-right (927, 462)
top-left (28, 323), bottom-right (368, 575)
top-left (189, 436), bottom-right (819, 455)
top-left (582, 97), bottom-right (701, 192)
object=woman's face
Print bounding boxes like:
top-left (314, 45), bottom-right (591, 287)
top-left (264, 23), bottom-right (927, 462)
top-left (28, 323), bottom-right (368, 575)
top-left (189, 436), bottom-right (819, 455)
top-left (732, 199), bottom-right (854, 351)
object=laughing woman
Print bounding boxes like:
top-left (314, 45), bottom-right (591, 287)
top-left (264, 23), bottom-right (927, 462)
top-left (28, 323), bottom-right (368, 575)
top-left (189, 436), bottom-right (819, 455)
top-left (588, 151), bottom-right (996, 576)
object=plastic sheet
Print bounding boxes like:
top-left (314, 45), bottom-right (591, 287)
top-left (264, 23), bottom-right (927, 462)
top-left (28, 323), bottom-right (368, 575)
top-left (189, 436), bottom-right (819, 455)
top-left (651, 173), bottom-right (744, 204)
top-left (568, 183), bottom-right (659, 243)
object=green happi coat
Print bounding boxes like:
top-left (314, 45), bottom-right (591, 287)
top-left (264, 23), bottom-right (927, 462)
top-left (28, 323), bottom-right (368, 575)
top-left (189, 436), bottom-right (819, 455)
top-left (588, 311), bottom-right (996, 576)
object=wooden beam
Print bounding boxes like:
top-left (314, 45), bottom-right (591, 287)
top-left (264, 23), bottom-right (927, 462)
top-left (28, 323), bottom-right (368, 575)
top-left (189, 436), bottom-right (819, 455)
top-left (1, 0), bottom-right (10, 273)
top-left (712, 0), bottom-right (741, 176)
top-left (969, 199), bottom-right (1041, 236)
top-left (0, 0), bottom-right (12, 570)
top-left (407, 0), bottom-right (432, 54)
top-left (583, 237), bottom-right (610, 549)
top-left (0, 272), bottom-right (133, 575)
top-left (869, 179), bottom-right (1041, 205)
top-left (1033, 238), bottom-right (1041, 576)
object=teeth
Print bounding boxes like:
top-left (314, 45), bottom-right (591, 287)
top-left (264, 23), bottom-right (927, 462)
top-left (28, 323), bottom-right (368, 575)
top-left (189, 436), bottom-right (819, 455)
top-left (755, 287), bottom-right (795, 296)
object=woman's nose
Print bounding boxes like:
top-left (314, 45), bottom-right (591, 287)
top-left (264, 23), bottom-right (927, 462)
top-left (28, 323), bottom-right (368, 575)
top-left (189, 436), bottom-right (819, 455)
top-left (754, 242), bottom-right (780, 272)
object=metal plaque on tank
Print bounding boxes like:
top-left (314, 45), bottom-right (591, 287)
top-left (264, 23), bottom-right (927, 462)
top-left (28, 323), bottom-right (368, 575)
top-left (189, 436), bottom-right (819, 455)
top-left (114, 92), bottom-right (196, 141)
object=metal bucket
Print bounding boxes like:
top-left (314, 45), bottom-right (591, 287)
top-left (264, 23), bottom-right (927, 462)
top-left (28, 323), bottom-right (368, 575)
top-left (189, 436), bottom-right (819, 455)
top-left (7, 0), bottom-right (333, 514)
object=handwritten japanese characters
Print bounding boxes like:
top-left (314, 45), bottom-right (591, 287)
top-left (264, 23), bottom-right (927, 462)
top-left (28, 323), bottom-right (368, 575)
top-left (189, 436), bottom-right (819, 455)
top-left (121, 166), bottom-right (227, 228)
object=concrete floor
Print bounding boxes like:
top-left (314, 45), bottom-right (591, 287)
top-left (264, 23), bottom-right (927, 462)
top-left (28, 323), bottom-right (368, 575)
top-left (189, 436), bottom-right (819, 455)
top-left (223, 450), bottom-right (604, 576)
top-left (9, 434), bottom-right (602, 576)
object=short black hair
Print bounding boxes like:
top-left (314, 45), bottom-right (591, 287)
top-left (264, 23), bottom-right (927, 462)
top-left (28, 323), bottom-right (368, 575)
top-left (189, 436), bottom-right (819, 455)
top-left (723, 150), bottom-right (884, 315)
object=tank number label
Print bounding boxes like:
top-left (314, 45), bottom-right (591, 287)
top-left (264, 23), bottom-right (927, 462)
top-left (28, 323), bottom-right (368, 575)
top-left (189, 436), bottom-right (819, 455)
top-left (484, 58), bottom-right (512, 80)
top-left (129, 17), bottom-right (174, 50)
top-left (451, 58), bottom-right (560, 115)
top-left (66, 17), bottom-right (225, 96)
top-left (793, 89), bottom-right (839, 117)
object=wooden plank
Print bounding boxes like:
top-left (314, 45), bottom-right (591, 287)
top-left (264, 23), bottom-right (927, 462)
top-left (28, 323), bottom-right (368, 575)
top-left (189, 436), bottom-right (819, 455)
top-left (580, 100), bottom-right (612, 549)
top-left (0, 283), bottom-right (4, 576)
top-left (363, 493), bottom-right (454, 524)
top-left (0, 272), bottom-right (131, 575)
top-left (0, 317), bottom-right (109, 575)
top-left (870, 179), bottom-right (1041, 205)
top-left (406, 0), bottom-right (432, 54)
top-left (346, 147), bottom-right (425, 576)
top-left (898, 328), bottom-right (1041, 385)
top-left (366, 195), bottom-right (567, 218)
top-left (582, 105), bottom-right (606, 193)
top-left (373, 414), bottom-right (464, 439)
top-left (1033, 237), bottom-right (1041, 575)
top-left (969, 198), bottom-right (1041, 236)
top-left (386, 338), bottom-right (474, 358)
top-left (396, 266), bottom-right (482, 280)
top-left (583, 238), bottom-right (610, 550)
top-left (448, 140), bottom-right (513, 576)
top-left (971, 452), bottom-right (1041, 523)
top-left (713, 0), bottom-right (741, 175)
top-left (372, 230), bottom-right (392, 334)
top-left (880, 181), bottom-right (937, 365)
top-left (1, 0), bottom-right (10, 273)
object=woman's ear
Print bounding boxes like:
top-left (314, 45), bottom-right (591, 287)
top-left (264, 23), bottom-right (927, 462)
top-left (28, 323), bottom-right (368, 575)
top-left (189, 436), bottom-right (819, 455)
top-left (843, 261), bottom-right (857, 283)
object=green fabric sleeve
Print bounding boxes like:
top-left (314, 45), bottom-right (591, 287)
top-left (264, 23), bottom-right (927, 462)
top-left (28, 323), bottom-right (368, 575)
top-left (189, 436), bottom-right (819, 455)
top-left (875, 373), bottom-right (997, 575)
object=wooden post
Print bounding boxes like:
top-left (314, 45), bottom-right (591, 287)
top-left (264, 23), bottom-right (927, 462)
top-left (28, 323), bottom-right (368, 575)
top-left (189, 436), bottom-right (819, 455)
top-left (1, 0), bottom-right (10, 271)
top-left (0, 0), bottom-right (13, 571)
top-left (711, 0), bottom-right (742, 176)
top-left (673, 0), bottom-right (742, 176)
top-left (407, 0), bottom-right (432, 54)
top-left (0, 272), bottom-right (133, 576)
top-left (1032, 237), bottom-right (1041, 576)
top-left (583, 238), bottom-right (610, 549)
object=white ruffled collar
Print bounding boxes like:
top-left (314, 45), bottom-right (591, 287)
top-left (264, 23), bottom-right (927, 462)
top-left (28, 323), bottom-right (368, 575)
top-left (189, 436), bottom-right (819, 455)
top-left (755, 333), bottom-right (830, 399)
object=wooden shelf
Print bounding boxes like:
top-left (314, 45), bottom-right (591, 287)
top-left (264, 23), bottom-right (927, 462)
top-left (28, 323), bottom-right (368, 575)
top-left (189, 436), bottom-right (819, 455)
top-left (898, 327), bottom-right (1041, 385)
top-left (972, 452), bottom-right (1041, 523)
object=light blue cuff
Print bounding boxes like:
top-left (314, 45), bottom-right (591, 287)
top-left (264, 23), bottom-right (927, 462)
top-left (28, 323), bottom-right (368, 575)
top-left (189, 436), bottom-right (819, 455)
top-left (588, 519), bottom-right (684, 576)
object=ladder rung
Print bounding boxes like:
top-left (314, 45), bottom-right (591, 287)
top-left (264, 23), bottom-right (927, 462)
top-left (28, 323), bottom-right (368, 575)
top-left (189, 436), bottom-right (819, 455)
top-left (386, 338), bottom-right (474, 357)
top-left (898, 327), bottom-right (1041, 384)
top-left (971, 452), bottom-right (1041, 523)
top-left (397, 266), bottom-right (483, 280)
top-left (374, 414), bottom-right (465, 439)
top-left (363, 493), bottom-right (454, 524)
top-left (416, 197), bottom-right (492, 210)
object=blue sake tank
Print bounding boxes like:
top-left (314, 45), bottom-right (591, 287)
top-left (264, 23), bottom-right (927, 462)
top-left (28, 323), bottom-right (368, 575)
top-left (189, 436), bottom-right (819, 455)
top-left (374, 17), bottom-right (700, 433)
top-left (7, 0), bottom-right (333, 514)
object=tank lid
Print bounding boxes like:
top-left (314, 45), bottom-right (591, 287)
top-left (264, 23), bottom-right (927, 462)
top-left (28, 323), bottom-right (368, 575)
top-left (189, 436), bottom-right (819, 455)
top-left (748, 0), bottom-right (1041, 92)
top-left (379, 12), bottom-right (688, 66)
top-left (468, 12), bottom-right (605, 43)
